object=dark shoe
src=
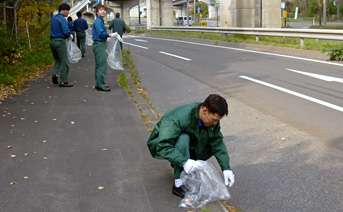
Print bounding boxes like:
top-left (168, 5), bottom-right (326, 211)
top-left (172, 185), bottom-right (186, 198)
top-left (59, 82), bottom-right (73, 87)
top-left (96, 86), bottom-right (110, 92)
top-left (52, 74), bottom-right (58, 84)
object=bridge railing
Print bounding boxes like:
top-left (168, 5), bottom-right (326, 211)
top-left (151, 26), bottom-right (343, 47)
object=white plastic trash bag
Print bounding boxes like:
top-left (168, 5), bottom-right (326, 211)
top-left (179, 160), bottom-right (231, 209)
top-left (85, 30), bottom-right (93, 46)
top-left (67, 38), bottom-right (82, 63)
top-left (106, 37), bottom-right (123, 70)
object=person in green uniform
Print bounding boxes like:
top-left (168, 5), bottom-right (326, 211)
top-left (147, 94), bottom-right (235, 198)
top-left (73, 12), bottom-right (89, 57)
top-left (49, 3), bottom-right (73, 87)
top-left (92, 4), bottom-right (115, 92)
top-left (108, 12), bottom-right (126, 49)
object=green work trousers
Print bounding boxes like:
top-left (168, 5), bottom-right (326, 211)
top-left (172, 133), bottom-right (213, 179)
top-left (93, 41), bottom-right (107, 88)
top-left (76, 31), bottom-right (86, 56)
top-left (49, 38), bottom-right (69, 83)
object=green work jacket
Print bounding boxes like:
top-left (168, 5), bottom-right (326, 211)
top-left (147, 102), bottom-right (231, 171)
top-left (108, 18), bottom-right (126, 37)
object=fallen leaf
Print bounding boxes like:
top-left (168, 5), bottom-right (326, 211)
top-left (11, 125), bottom-right (15, 127)
top-left (71, 121), bottom-right (75, 125)
top-left (7, 145), bottom-right (12, 149)
top-left (11, 155), bottom-right (16, 158)
top-left (52, 118), bottom-right (57, 121)
top-left (42, 140), bottom-right (47, 143)
top-left (24, 176), bottom-right (29, 179)
top-left (24, 153), bottom-right (28, 156)
top-left (10, 182), bottom-right (16, 185)
top-left (101, 149), bottom-right (108, 151)
top-left (42, 157), bottom-right (48, 160)
top-left (31, 102), bottom-right (34, 105)
top-left (20, 118), bottom-right (25, 120)
top-left (23, 109), bottom-right (26, 111)
top-left (34, 120), bottom-right (38, 123)
top-left (98, 186), bottom-right (104, 190)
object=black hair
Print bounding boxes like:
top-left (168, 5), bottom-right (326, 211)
top-left (96, 4), bottom-right (107, 15)
top-left (116, 12), bottom-right (120, 18)
top-left (58, 3), bottom-right (70, 12)
top-left (77, 11), bottom-right (82, 17)
top-left (202, 94), bottom-right (228, 117)
top-left (67, 17), bottom-right (72, 22)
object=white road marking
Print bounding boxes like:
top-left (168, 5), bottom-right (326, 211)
top-left (286, 68), bottom-right (343, 83)
top-left (159, 51), bottom-right (192, 61)
top-left (144, 36), bottom-right (343, 67)
top-left (123, 35), bottom-right (138, 38)
top-left (240, 76), bottom-right (343, 112)
top-left (134, 39), bottom-right (148, 42)
top-left (124, 42), bottom-right (149, 49)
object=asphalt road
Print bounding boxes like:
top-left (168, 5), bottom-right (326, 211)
top-left (1, 42), bottom-right (226, 211)
top-left (123, 34), bottom-right (343, 212)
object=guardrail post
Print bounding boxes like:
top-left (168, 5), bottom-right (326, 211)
top-left (256, 35), bottom-right (259, 42)
top-left (225, 33), bottom-right (227, 38)
top-left (300, 38), bottom-right (305, 47)
top-left (169, 30), bottom-right (171, 35)
top-left (183, 31), bottom-right (186, 35)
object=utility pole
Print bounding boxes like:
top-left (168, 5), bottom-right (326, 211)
top-left (186, 0), bottom-right (189, 26)
top-left (323, 0), bottom-right (327, 25)
top-left (138, 0), bottom-right (141, 24)
top-left (338, 0), bottom-right (340, 21)
top-left (194, 0), bottom-right (195, 24)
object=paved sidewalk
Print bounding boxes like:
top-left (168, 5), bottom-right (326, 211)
top-left (0, 44), bottom-right (226, 212)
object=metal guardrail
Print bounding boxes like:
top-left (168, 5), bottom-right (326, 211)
top-left (151, 26), bottom-right (343, 47)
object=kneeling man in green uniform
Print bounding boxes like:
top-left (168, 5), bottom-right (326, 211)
top-left (147, 94), bottom-right (235, 198)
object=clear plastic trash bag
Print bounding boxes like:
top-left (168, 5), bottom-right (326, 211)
top-left (179, 160), bottom-right (231, 209)
top-left (106, 37), bottom-right (123, 70)
top-left (67, 38), bottom-right (82, 64)
top-left (85, 30), bottom-right (93, 46)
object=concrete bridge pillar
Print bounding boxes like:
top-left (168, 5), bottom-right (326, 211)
top-left (262, 0), bottom-right (281, 28)
top-left (220, 0), bottom-right (280, 28)
top-left (147, 0), bottom-right (173, 29)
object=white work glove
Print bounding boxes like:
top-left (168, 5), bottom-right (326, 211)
top-left (70, 34), bottom-right (73, 40)
top-left (110, 32), bottom-right (123, 43)
top-left (223, 170), bottom-right (235, 187)
top-left (183, 159), bottom-right (202, 174)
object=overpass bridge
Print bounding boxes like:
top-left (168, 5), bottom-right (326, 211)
top-left (66, 0), bottom-right (281, 28)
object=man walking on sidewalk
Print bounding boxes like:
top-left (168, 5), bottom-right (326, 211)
top-left (49, 3), bottom-right (73, 87)
top-left (147, 94), bottom-right (235, 198)
top-left (73, 12), bottom-right (89, 57)
top-left (109, 13), bottom-right (126, 49)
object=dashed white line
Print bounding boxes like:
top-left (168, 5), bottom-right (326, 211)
top-left (134, 39), bottom-right (148, 42)
top-left (144, 36), bottom-right (343, 67)
top-left (159, 51), bottom-right (192, 61)
top-left (286, 68), bottom-right (343, 83)
top-left (124, 42), bottom-right (149, 49)
top-left (240, 75), bottom-right (343, 112)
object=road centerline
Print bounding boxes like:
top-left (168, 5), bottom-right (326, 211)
top-left (159, 51), bottom-right (192, 61)
top-left (240, 76), bottom-right (343, 112)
